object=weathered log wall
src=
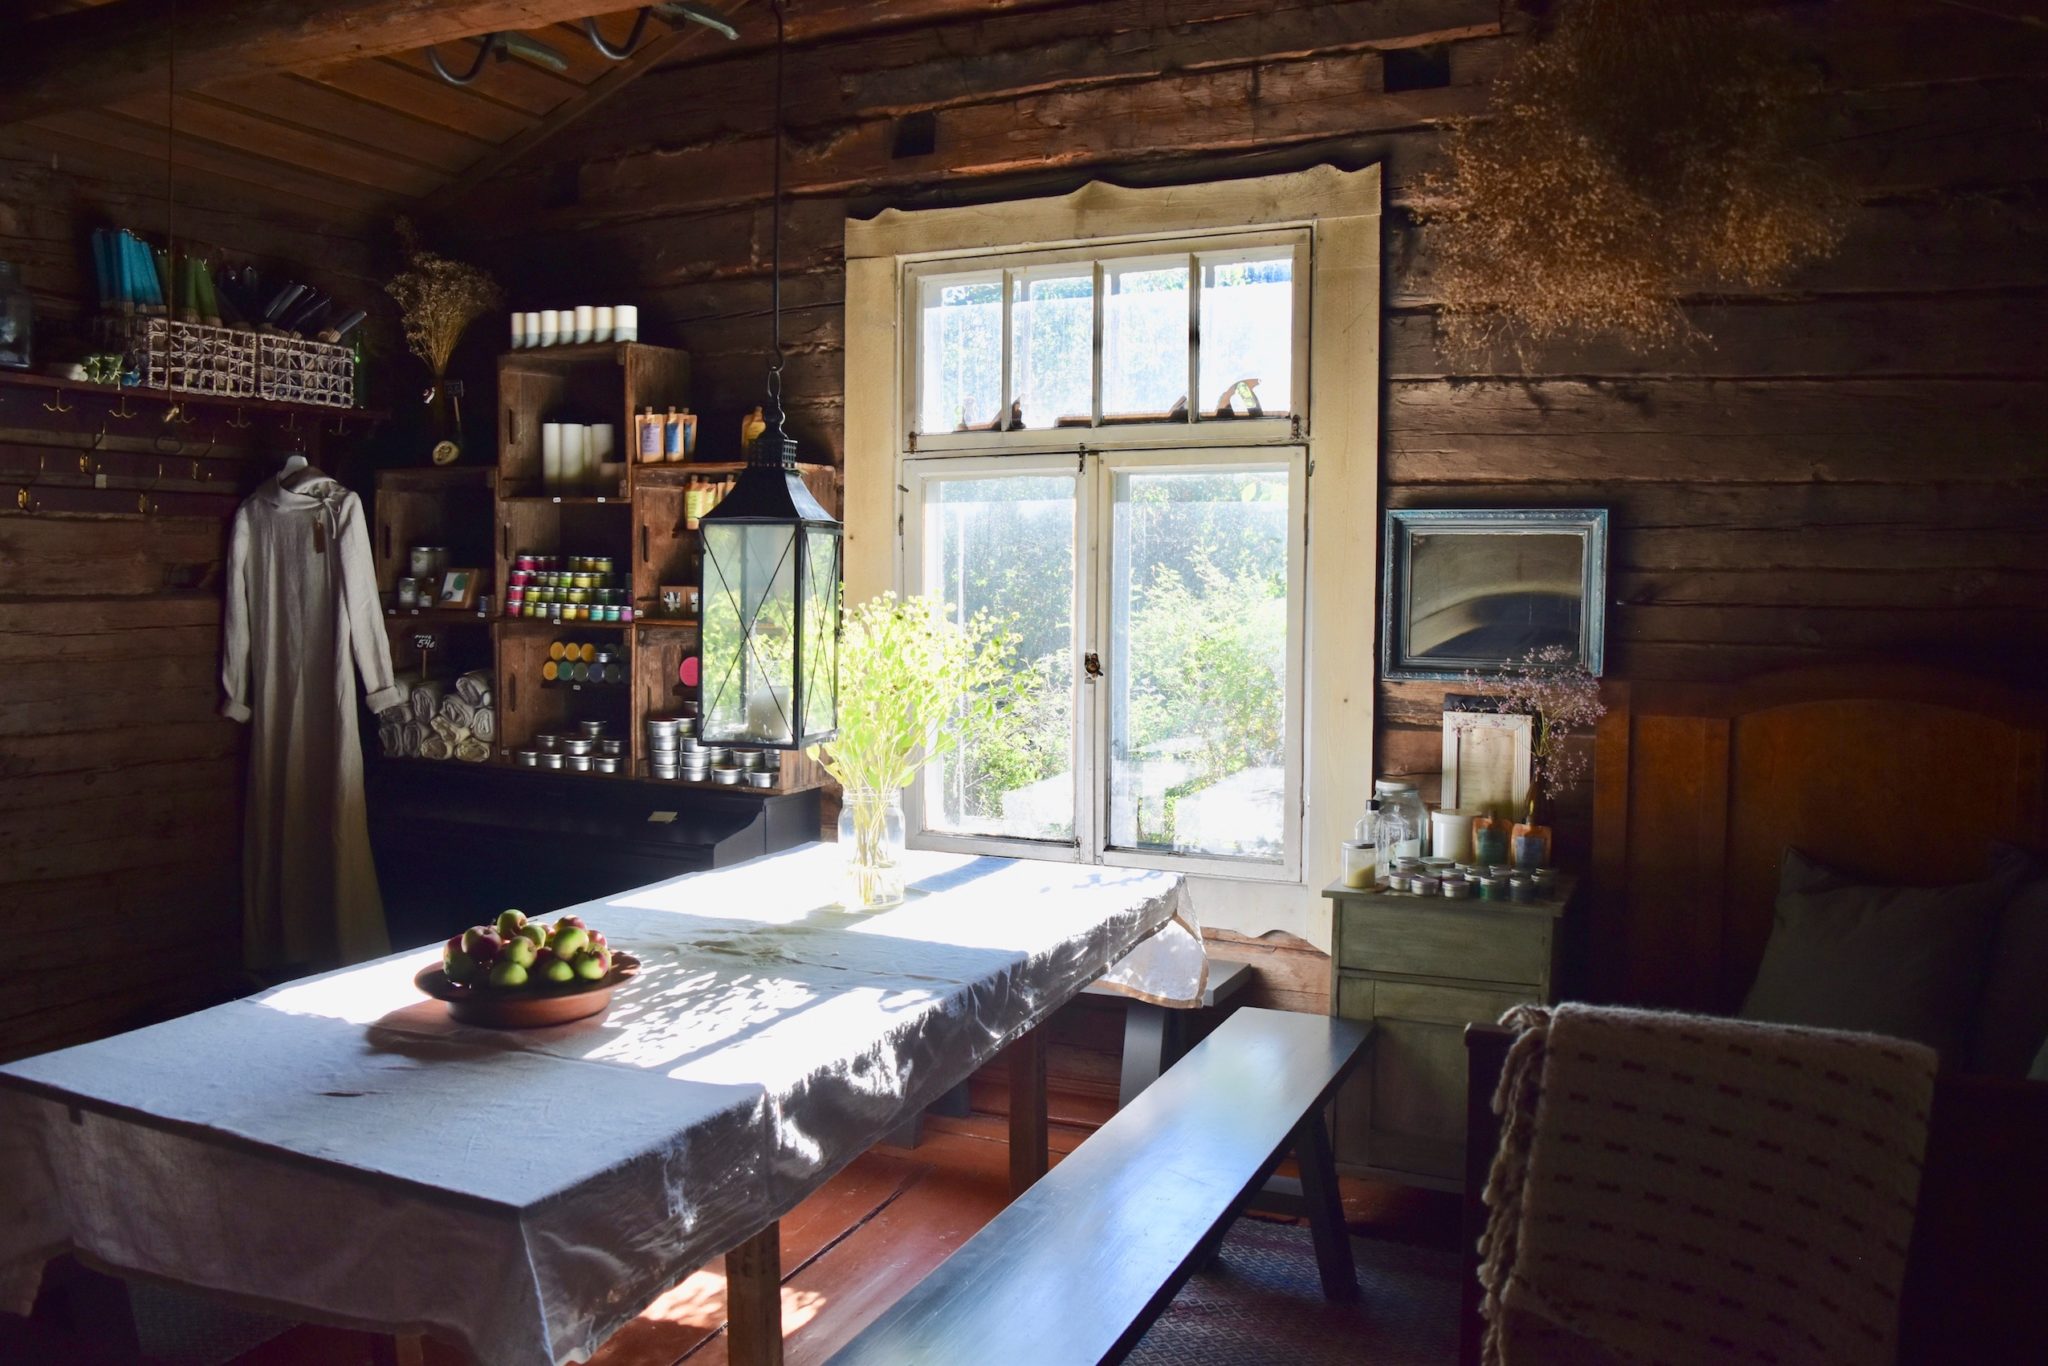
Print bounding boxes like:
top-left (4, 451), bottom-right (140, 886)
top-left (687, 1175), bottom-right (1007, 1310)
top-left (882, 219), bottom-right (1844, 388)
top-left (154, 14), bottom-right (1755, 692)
top-left (0, 146), bottom-right (377, 1058)
top-left (435, 0), bottom-right (2047, 1009)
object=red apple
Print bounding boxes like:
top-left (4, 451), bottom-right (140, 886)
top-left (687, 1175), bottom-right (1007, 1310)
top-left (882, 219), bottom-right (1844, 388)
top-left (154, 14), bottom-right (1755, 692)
top-left (571, 949), bottom-right (606, 981)
top-left (462, 927), bottom-right (503, 961)
top-left (495, 909), bottom-right (527, 938)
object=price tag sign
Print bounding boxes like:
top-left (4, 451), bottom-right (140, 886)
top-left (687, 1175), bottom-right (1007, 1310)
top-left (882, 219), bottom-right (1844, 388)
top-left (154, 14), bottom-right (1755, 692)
top-left (411, 632), bottom-right (438, 651)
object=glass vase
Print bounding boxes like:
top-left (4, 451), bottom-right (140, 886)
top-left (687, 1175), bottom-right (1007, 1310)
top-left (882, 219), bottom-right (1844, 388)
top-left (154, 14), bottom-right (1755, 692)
top-left (838, 787), bottom-right (907, 910)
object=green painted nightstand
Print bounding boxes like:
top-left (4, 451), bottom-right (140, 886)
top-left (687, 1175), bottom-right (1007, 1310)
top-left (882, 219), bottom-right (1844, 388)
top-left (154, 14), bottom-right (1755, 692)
top-left (1322, 873), bottom-right (1576, 1191)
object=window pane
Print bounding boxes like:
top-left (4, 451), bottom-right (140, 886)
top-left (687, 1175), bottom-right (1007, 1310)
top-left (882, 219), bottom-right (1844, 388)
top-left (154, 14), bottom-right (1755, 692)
top-left (1102, 260), bottom-right (1188, 424)
top-left (921, 475), bottom-right (1076, 843)
top-left (1009, 267), bottom-right (1093, 432)
top-left (1109, 467), bottom-right (1290, 860)
top-left (1198, 249), bottom-right (1293, 419)
top-left (918, 274), bottom-right (1003, 435)
top-left (701, 521), bottom-right (798, 745)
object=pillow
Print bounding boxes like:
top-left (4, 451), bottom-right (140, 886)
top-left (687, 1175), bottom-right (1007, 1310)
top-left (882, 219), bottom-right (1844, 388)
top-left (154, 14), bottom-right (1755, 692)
top-left (1739, 845), bottom-right (2029, 1059)
top-left (1969, 876), bottom-right (2048, 1076)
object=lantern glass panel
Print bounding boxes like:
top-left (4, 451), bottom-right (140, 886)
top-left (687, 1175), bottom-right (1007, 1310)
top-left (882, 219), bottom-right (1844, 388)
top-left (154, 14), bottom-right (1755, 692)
top-left (799, 526), bottom-right (841, 741)
top-left (701, 520), bottom-right (799, 746)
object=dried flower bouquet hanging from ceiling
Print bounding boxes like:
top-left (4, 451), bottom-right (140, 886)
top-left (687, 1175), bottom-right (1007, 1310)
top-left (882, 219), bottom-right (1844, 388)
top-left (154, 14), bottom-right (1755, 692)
top-left (1411, 0), bottom-right (1849, 362)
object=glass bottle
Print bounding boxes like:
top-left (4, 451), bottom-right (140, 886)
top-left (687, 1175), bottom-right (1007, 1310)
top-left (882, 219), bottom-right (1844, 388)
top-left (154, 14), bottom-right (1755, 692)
top-left (0, 261), bottom-right (33, 371)
top-left (1371, 778), bottom-right (1428, 873)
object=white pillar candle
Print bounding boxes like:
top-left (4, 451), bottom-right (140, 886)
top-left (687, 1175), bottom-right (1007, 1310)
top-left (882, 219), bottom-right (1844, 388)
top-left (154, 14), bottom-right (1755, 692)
top-left (614, 305), bottom-right (638, 342)
top-left (541, 423), bottom-right (563, 493)
top-left (537, 310), bottom-right (560, 347)
top-left (510, 313), bottom-right (527, 349)
top-left (573, 306), bottom-right (594, 344)
top-left (587, 422), bottom-right (615, 469)
top-left (592, 306), bottom-right (614, 343)
top-left (561, 424), bottom-right (588, 494)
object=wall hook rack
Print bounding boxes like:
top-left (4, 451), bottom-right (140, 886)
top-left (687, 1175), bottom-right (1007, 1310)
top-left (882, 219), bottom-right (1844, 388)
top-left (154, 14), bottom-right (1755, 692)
top-left (227, 407), bottom-right (253, 431)
top-left (42, 389), bottom-right (72, 414)
top-left (109, 393), bottom-right (137, 421)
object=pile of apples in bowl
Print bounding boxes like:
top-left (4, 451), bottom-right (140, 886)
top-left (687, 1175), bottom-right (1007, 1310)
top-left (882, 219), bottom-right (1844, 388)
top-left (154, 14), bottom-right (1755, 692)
top-left (416, 911), bottom-right (639, 1027)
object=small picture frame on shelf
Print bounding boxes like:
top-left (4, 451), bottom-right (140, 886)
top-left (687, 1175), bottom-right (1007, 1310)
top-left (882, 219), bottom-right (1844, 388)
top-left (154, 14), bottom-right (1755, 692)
top-left (438, 567), bottom-right (483, 610)
top-left (1441, 703), bottom-right (1534, 823)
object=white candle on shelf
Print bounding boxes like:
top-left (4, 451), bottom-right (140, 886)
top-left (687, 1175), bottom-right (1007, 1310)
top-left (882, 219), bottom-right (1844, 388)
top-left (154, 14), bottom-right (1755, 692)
top-left (573, 306), bottom-right (594, 345)
top-left (537, 310), bottom-right (560, 347)
top-left (561, 424), bottom-right (588, 495)
top-left (593, 306), bottom-right (614, 343)
top-left (510, 313), bottom-right (527, 349)
top-left (1430, 808), bottom-right (1477, 865)
top-left (541, 423), bottom-right (564, 493)
top-left (614, 305), bottom-right (638, 342)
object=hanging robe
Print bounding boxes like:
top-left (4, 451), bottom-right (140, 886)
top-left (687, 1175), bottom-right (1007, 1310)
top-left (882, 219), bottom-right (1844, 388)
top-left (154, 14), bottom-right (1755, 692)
top-left (221, 469), bottom-right (404, 971)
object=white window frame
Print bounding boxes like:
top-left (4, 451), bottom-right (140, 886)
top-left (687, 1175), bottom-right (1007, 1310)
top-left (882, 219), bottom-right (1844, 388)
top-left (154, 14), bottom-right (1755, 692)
top-left (902, 228), bottom-right (1312, 456)
top-left (900, 444), bottom-right (1306, 883)
top-left (845, 166), bottom-right (1382, 951)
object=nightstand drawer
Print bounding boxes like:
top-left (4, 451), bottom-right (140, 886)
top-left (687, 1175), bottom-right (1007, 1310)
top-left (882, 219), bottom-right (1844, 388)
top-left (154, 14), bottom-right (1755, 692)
top-left (1336, 901), bottom-right (1550, 985)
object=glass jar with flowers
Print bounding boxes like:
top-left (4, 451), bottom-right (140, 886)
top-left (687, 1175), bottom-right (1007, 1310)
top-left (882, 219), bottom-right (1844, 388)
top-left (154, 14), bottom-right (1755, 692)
top-left (1463, 645), bottom-right (1606, 868)
top-left (806, 593), bottom-right (1023, 910)
top-left (383, 220), bottom-right (502, 466)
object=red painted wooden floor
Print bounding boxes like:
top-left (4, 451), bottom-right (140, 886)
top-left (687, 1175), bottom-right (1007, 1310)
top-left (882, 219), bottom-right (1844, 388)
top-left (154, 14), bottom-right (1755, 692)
top-left (219, 1111), bottom-right (1456, 1366)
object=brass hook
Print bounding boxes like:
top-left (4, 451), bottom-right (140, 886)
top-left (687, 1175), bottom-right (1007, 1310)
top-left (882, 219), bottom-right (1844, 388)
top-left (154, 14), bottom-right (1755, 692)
top-left (328, 412), bottom-right (349, 437)
top-left (227, 406), bottom-right (253, 430)
top-left (109, 392), bottom-right (137, 420)
top-left (42, 388), bottom-right (72, 414)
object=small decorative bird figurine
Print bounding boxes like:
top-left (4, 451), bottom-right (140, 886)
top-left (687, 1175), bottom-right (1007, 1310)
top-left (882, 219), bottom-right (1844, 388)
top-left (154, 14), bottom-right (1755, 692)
top-left (740, 406), bottom-right (766, 453)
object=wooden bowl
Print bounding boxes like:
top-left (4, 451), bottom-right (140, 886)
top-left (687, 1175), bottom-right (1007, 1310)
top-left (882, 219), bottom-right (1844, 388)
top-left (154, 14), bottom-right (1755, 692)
top-left (414, 952), bottom-right (640, 1029)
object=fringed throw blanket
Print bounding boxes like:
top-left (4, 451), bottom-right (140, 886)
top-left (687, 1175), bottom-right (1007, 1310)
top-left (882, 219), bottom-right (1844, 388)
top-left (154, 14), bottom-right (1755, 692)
top-left (1479, 1004), bottom-right (1936, 1366)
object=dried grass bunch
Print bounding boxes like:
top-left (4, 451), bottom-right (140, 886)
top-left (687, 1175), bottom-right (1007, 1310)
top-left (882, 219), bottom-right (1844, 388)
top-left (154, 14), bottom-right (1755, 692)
top-left (1412, 0), bottom-right (1848, 360)
top-left (384, 219), bottom-right (503, 378)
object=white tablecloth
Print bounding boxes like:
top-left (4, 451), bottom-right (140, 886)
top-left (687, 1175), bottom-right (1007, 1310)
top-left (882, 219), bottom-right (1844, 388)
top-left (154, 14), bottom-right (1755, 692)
top-left (0, 845), bottom-right (1191, 1365)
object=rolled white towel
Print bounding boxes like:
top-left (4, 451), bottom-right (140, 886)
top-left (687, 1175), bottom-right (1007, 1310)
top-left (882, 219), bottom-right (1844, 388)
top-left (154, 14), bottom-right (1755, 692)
top-left (378, 717), bottom-right (405, 757)
top-left (455, 736), bottom-right (491, 764)
top-left (409, 678), bottom-right (447, 724)
top-left (403, 721), bottom-right (428, 757)
top-left (420, 734), bottom-right (453, 761)
top-left (440, 694), bottom-right (476, 732)
top-left (455, 670), bottom-right (494, 707)
top-left (471, 706), bottom-right (496, 744)
top-left (430, 713), bottom-right (468, 745)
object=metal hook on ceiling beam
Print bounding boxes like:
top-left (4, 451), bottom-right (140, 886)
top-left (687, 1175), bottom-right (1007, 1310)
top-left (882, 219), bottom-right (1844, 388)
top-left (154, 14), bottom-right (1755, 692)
top-left (427, 30), bottom-right (569, 86)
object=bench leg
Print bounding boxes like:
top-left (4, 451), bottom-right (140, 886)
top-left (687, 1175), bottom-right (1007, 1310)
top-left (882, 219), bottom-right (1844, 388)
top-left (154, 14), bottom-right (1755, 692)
top-left (1007, 1024), bottom-right (1049, 1196)
top-left (1117, 1002), bottom-right (1174, 1109)
top-left (726, 1221), bottom-right (784, 1366)
top-left (1294, 1109), bottom-right (1359, 1302)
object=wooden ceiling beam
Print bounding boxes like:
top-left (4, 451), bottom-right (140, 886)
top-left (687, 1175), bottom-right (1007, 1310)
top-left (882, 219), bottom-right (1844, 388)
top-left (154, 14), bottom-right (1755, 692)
top-left (0, 1), bottom-right (652, 125)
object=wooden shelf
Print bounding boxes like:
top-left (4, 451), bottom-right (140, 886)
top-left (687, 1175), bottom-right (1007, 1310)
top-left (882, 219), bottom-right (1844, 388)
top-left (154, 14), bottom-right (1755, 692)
top-left (0, 368), bottom-right (391, 421)
top-left (384, 606), bottom-right (492, 624)
top-left (636, 617), bottom-right (700, 630)
top-left (499, 341), bottom-right (665, 369)
top-left (499, 494), bottom-right (630, 505)
top-left (376, 466), bottom-right (495, 491)
top-left (633, 460), bottom-right (831, 485)
top-left (497, 617), bottom-right (631, 632)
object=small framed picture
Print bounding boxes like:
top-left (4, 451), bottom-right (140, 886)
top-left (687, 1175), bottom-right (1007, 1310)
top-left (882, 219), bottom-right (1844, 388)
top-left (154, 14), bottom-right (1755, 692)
top-left (658, 584), bottom-right (701, 619)
top-left (438, 568), bottom-right (482, 610)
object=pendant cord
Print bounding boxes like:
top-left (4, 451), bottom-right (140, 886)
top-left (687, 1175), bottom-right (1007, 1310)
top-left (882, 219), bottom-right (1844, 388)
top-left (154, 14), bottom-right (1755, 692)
top-left (767, 0), bottom-right (787, 425)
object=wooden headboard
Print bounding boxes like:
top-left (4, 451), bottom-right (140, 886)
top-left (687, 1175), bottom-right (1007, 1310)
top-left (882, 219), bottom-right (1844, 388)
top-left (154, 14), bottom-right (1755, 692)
top-left (1587, 666), bottom-right (2047, 1012)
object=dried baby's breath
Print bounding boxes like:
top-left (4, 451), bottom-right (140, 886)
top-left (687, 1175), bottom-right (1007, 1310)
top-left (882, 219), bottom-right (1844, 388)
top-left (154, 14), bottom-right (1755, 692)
top-left (1412, 0), bottom-right (1848, 364)
top-left (384, 219), bottom-right (503, 377)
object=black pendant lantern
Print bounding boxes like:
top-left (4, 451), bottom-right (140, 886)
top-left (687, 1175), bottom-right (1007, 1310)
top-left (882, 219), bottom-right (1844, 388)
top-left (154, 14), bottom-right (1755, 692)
top-left (698, 3), bottom-right (841, 750)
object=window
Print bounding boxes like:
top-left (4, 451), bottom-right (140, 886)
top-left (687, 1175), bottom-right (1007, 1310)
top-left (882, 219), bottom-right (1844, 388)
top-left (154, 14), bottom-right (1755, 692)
top-left (898, 227), bottom-right (1310, 881)
top-left (905, 233), bottom-right (1308, 452)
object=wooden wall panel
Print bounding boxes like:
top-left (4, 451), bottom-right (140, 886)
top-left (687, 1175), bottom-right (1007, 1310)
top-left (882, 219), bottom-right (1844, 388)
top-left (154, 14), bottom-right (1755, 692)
top-left (432, 0), bottom-right (2048, 1009)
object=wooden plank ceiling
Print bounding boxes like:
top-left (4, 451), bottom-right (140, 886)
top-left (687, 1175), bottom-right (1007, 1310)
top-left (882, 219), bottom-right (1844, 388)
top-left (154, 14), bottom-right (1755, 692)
top-left (0, 0), bottom-right (1028, 231)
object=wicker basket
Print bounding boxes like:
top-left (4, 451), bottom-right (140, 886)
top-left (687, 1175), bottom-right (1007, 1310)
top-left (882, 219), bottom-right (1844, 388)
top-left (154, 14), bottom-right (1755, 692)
top-left (134, 317), bottom-right (355, 408)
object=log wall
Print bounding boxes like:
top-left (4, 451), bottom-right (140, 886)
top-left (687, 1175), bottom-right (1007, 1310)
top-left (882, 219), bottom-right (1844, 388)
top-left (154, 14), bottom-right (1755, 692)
top-left (438, 0), bottom-right (2048, 1012)
top-left (0, 149), bottom-right (377, 1059)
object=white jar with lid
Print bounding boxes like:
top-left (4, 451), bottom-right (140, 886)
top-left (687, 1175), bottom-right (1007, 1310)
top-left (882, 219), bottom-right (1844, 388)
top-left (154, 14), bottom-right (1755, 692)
top-left (1340, 840), bottom-right (1375, 889)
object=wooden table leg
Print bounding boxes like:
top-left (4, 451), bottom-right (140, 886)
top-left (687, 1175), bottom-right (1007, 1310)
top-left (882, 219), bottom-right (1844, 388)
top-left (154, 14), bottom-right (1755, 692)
top-left (1294, 1108), bottom-right (1360, 1302)
top-left (1007, 1024), bottom-right (1049, 1196)
top-left (726, 1221), bottom-right (784, 1366)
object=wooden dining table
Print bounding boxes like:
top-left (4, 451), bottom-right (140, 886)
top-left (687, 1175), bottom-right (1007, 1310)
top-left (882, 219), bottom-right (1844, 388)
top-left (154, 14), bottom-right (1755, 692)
top-left (0, 844), bottom-right (1194, 1365)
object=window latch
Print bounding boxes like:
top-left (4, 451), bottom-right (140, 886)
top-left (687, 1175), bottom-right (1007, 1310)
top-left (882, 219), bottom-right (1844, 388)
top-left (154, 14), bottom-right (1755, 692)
top-left (1084, 651), bottom-right (1103, 680)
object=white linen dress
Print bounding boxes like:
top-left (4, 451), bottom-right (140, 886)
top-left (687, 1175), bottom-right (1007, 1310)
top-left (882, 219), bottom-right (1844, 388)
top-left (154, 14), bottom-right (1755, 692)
top-left (221, 468), bottom-right (404, 970)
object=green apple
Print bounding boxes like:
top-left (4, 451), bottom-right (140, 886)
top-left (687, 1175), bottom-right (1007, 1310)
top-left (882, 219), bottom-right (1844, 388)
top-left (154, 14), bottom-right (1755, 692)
top-left (444, 949), bottom-right (479, 983)
top-left (462, 927), bottom-right (502, 961)
top-left (517, 923), bottom-right (546, 947)
top-left (488, 958), bottom-right (529, 988)
top-left (501, 936), bottom-right (537, 968)
top-left (543, 958), bottom-right (577, 985)
top-left (572, 949), bottom-right (606, 981)
top-left (549, 926), bottom-right (589, 958)
top-left (495, 909), bottom-right (527, 938)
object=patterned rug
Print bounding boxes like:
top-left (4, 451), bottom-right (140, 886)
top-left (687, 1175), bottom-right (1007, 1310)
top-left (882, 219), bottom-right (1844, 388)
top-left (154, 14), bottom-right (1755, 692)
top-left (1128, 1219), bottom-right (1462, 1365)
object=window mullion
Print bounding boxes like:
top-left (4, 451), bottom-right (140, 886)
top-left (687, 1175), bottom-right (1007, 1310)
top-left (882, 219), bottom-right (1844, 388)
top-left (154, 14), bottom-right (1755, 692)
top-left (1090, 260), bottom-right (1105, 431)
top-left (999, 269), bottom-right (1014, 432)
top-left (1186, 252), bottom-right (1201, 428)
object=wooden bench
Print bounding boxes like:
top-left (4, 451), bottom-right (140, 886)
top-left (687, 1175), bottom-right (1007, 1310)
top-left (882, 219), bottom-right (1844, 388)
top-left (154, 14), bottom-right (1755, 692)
top-left (829, 1007), bottom-right (1374, 1366)
top-left (1084, 957), bottom-right (1255, 1108)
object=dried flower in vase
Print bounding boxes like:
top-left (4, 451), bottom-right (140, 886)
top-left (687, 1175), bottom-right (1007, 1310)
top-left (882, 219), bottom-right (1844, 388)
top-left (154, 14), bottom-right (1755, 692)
top-left (383, 219), bottom-right (504, 379)
top-left (1461, 645), bottom-right (1606, 818)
